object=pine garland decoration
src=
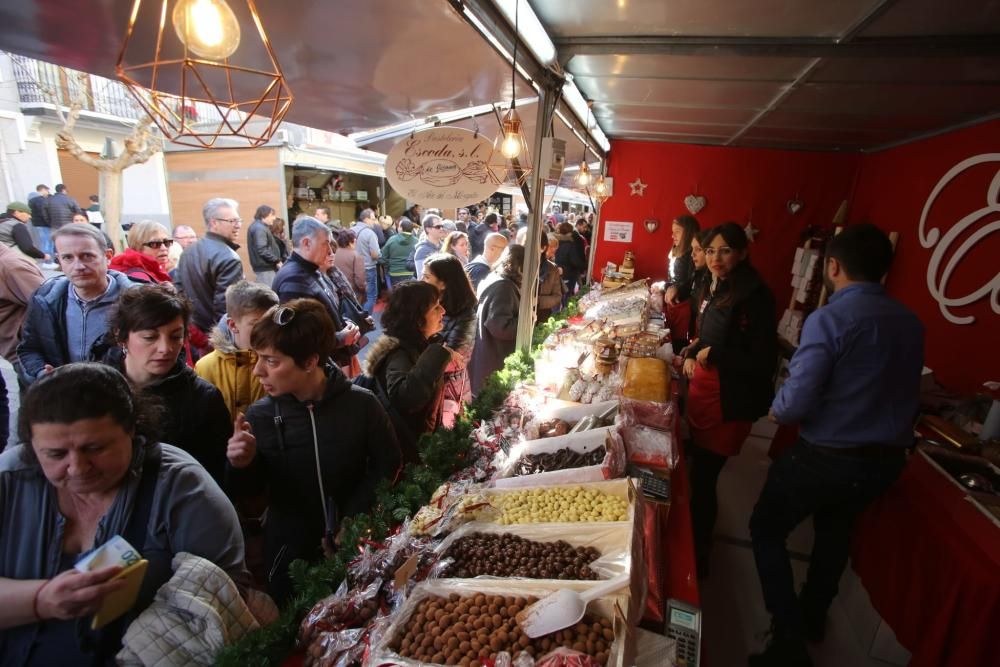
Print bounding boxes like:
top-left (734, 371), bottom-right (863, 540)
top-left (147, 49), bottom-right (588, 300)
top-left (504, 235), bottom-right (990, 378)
top-left (216, 291), bottom-right (586, 666)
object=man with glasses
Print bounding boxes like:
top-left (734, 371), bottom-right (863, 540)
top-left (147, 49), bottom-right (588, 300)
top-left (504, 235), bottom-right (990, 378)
top-left (175, 198), bottom-right (245, 341)
top-left (413, 214), bottom-right (445, 280)
top-left (16, 225), bottom-right (134, 385)
top-left (272, 216), bottom-right (361, 359)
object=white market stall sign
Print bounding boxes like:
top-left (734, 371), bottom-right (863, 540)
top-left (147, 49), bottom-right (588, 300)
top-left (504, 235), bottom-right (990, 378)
top-left (385, 127), bottom-right (497, 209)
top-left (603, 221), bottom-right (634, 243)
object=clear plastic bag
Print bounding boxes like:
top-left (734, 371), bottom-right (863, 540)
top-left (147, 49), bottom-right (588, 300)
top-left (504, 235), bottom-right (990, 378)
top-left (616, 400), bottom-right (676, 469)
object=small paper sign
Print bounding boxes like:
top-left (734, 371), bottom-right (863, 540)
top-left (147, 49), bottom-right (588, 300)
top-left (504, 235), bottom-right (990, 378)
top-left (603, 221), bottom-right (634, 243)
top-left (385, 127), bottom-right (498, 209)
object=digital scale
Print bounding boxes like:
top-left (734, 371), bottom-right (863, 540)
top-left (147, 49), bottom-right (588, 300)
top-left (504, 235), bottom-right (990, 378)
top-left (628, 464), bottom-right (671, 501)
top-left (666, 598), bottom-right (702, 667)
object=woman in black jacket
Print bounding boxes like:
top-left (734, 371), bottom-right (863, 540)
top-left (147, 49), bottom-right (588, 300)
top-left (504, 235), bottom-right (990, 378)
top-left (363, 281), bottom-right (453, 462)
top-left (94, 284), bottom-right (231, 484)
top-left (683, 222), bottom-right (777, 578)
top-left (553, 221), bottom-right (587, 305)
top-left (423, 253), bottom-right (477, 427)
top-left (665, 215), bottom-right (700, 353)
top-left (226, 299), bottom-right (400, 603)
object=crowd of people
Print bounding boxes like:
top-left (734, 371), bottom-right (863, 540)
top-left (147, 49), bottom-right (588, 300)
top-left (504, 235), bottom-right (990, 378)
top-left (0, 185), bottom-right (922, 667)
top-left (0, 192), bottom-right (596, 663)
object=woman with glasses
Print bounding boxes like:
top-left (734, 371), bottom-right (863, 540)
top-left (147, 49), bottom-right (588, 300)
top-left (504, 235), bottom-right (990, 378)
top-left (226, 299), bottom-right (400, 603)
top-left (682, 222), bottom-right (777, 579)
top-left (91, 284), bottom-right (232, 484)
top-left (109, 221), bottom-right (173, 284)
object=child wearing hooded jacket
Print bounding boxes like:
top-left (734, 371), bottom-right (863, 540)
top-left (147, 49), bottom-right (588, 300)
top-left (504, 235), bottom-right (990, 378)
top-left (196, 281), bottom-right (279, 419)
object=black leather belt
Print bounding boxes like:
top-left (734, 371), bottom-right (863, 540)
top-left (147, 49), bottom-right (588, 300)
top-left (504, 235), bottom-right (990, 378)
top-left (802, 438), bottom-right (907, 461)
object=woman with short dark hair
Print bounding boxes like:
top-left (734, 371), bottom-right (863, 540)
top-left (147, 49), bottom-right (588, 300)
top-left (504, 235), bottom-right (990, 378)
top-left (92, 284), bottom-right (232, 483)
top-left (683, 222), bottom-right (777, 578)
top-left (422, 254), bottom-right (477, 426)
top-left (470, 244), bottom-right (524, 394)
top-left (226, 299), bottom-right (400, 603)
top-left (364, 282), bottom-right (453, 460)
top-left (0, 363), bottom-right (248, 665)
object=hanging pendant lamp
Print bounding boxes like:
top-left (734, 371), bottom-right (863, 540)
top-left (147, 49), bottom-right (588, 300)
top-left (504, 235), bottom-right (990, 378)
top-left (490, 0), bottom-right (532, 185)
top-left (116, 0), bottom-right (293, 149)
top-left (576, 101), bottom-right (594, 188)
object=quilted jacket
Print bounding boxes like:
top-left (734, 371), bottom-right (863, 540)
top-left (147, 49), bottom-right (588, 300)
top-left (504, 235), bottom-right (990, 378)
top-left (117, 552), bottom-right (277, 666)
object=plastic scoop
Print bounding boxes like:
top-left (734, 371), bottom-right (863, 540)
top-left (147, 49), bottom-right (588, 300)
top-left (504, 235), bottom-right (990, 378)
top-left (519, 572), bottom-right (631, 638)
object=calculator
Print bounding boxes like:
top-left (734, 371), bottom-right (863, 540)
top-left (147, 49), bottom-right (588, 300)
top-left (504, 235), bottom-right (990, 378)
top-left (666, 598), bottom-right (701, 667)
top-left (628, 465), bottom-right (671, 501)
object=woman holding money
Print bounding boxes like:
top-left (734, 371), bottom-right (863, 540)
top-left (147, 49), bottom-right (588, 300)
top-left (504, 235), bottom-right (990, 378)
top-left (0, 363), bottom-right (249, 665)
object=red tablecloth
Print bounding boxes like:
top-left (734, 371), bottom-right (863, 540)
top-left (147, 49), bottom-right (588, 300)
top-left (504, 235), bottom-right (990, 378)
top-left (663, 436), bottom-right (700, 608)
top-left (851, 450), bottom-right (1000, 667)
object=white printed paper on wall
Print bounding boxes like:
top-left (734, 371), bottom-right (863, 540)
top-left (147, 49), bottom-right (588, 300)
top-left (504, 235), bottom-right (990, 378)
top-left (603, 221), bottom-right (634, 243)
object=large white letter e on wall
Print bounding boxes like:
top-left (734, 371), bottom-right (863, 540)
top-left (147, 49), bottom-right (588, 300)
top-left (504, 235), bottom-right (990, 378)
top-left (919, 153), bottom-right (1000, 325)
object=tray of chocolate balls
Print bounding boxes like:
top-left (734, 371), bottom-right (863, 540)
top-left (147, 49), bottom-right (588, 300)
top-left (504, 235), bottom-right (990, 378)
top-left (375, 580), bottom-right (633, 667)
top-left (433, 522), bottom-right (632, 583)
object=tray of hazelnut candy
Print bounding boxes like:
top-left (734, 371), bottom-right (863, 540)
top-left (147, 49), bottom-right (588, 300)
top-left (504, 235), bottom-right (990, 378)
top-left (383, 589), bottom-right (621, 667)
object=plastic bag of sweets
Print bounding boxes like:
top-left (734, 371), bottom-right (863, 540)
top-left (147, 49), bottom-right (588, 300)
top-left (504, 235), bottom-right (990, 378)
top-left (298, 578), bottom-right (382, 650)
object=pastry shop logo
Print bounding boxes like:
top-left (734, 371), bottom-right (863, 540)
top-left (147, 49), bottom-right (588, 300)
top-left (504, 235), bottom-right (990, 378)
top-left (385, 127), bottom-right (499, 210)
top-left (919, 153), bottom-right (1000, 325)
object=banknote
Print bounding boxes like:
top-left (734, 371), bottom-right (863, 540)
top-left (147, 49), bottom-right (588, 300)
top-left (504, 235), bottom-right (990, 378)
top-left (75, 535), bottom-right (142, 573)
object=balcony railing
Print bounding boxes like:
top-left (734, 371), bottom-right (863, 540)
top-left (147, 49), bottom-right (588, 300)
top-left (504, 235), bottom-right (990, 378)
top-left (7, 52), bottom-right (226, 128)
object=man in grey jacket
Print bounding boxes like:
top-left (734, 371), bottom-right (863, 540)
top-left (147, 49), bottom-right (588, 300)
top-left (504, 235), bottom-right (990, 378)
top-left (16, 224), bottom-right (133, 384)
top-left (175, 198), bottom-right (245, 336)
top-left (351, 208), bottom-right (382, 313)
top-left (43, 183), bottom-right (82, 231)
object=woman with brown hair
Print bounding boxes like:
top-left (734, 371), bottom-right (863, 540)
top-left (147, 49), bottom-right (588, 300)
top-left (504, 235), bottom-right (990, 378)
top-left (683, 222), bottom-right (777, 578)
top-left (441, 231), bottom-right (471, 265)
top-left (664, 215), bottom-right (701, 352)
top-left (226, 298), bottom-right (399, 603)
top-left (92, 283), bottom-right (232, 483)
top-left (363, 281), bottom-right (454, 460)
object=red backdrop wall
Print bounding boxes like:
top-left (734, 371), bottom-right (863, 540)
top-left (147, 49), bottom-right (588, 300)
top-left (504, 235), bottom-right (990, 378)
top-left (596, 123), bottom-right (1000, 394)
top-left (847, 119), bottom-right (1000, 394)
top-left (596, 141), bottom-right (861, 310)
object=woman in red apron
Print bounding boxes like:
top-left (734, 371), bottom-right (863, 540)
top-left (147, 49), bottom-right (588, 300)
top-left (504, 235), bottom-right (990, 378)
top-left (683, 222), bottom-right (777, 578)
top-left (664, 215), bottom-right (701, 354)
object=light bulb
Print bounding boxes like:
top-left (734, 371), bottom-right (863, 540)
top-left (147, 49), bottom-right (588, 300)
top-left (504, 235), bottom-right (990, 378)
top-left (594, 175), bottom-right (608, 196)
top-left (172, 0), bottom-right (241, 60)
top-left (576, 162), bottom-right (591, 187)
top-left (500, 131), bottom-right (522, 159)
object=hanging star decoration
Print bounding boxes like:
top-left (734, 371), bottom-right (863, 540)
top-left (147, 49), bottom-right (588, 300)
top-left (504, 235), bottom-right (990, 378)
top-left (629, 178), bottom-right (647, 196)
top-left (744, 221), bottom-right (759, 243)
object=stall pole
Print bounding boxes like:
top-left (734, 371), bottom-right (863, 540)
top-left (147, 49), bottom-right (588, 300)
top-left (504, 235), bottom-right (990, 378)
top-left (515, 85), bottom-right (557, 352)
top-left (584, 160), bottom-right (606, 284)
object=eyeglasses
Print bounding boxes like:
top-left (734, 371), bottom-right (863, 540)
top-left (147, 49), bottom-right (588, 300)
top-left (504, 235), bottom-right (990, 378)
top-left (704, 246), bottom-right (734, 257)
top-left (431, 224), bottom-right (445, 230)
top-left (272, 306), bottom-right (295, 326)
top-left (142, 238), bottom-right (174, 249)
top-left (214, 217), bottom-right (242, 225)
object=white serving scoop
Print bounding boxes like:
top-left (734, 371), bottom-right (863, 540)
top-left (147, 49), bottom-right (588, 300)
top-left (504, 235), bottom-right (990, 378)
top-left (519, 572), bottom-right (631, 638)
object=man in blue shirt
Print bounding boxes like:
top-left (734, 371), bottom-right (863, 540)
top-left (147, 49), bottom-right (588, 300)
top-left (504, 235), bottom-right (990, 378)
top-left (351, 208), bottom-right (382, 314)
top-left (749, 224), bottom-right (924, 667)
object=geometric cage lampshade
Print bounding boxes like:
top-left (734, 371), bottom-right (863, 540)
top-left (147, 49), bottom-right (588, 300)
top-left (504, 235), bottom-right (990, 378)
top-left (115, 0), bottom-right (292, 149)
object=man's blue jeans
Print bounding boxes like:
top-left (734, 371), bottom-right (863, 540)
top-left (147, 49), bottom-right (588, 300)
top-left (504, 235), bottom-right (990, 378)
top-left (36, 226), bottom-right (53, 256)
top-left (364, 266), bottom-right (378, 314)
top-left (749, 438), bottom-right (905, 638)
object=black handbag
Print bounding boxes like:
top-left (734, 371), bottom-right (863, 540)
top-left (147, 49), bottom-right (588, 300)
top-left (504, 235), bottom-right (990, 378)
top-left (339, 295), bottom-right (375, 335)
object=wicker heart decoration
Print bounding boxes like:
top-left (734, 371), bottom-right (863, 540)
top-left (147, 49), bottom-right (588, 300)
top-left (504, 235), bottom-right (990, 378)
top-left (684, 194), bottom-right (706, 215)
top-left (644, 218), bottom-right (660, 233)
top-left (787, 199), bottom-right (803, 214)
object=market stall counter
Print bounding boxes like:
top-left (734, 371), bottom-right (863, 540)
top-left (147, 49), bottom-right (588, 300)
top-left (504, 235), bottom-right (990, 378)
top-left (268, 282), bottom-right (699, 667)
top-left (851, 447), bottom-right (1000, 667)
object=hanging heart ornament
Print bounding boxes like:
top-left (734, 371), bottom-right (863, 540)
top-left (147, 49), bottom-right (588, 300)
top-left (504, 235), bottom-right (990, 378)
top-left (644, 218), bottom-right (660, 233)
top-left (684, 194), bottom-right (706, 215)
top-left (787, 198), bottom-right (803, 214)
